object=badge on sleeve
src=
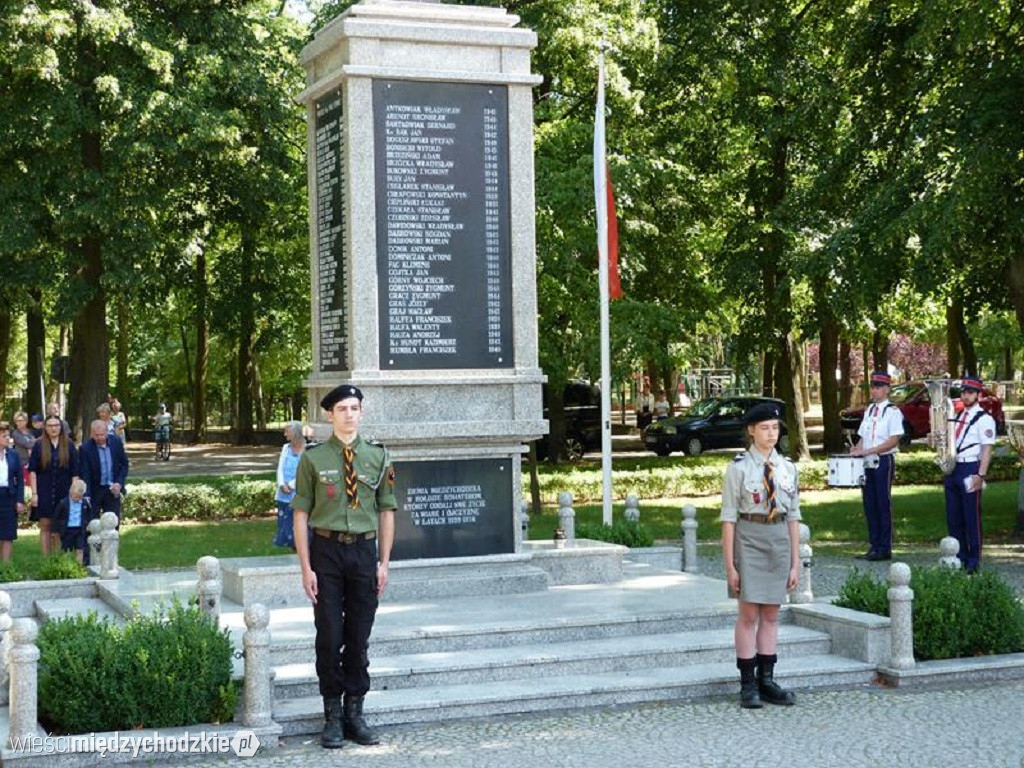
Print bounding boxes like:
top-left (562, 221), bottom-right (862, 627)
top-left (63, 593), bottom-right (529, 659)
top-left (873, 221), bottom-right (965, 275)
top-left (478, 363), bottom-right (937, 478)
top-left (752, 491), bottom-right (761, 504)
top-left (388, 466), bottom-right (395, 489)
top-left (985, 429), bottom-right (993, 438)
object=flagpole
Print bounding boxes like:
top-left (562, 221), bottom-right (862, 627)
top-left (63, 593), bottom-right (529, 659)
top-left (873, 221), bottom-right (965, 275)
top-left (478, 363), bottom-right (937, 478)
top-left (594, 42), bottom-right (613, 526)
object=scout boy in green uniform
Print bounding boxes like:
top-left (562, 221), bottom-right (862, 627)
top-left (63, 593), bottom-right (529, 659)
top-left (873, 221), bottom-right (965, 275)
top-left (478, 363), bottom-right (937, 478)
top-left (292, 383), bottom-right (396, 749)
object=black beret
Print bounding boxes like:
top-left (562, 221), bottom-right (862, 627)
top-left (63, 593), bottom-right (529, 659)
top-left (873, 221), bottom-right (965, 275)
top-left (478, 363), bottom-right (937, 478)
top-left (320, 384), bottom-right (363, 410)
top-left (743, 402), bottom-right (782, 425)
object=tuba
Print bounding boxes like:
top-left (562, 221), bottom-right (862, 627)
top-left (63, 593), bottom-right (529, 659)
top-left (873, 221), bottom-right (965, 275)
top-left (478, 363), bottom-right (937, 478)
top-left (926, 379), bottom-right (956, 475)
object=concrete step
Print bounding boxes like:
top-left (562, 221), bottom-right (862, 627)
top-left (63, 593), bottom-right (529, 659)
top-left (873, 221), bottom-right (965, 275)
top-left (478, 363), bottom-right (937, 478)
top-left (274, 654), bottom-right (875, 735)
top-left (34, 597), bottom-right (122, 623)
top-left (271, 625), bottom-right (832, 699)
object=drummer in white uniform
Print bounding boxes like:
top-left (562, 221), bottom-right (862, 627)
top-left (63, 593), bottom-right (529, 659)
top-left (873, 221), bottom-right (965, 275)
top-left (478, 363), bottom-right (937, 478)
top-left (721, 402), bottom-right (800, 709)
top-left (850, 371), bottom-right (904, 561)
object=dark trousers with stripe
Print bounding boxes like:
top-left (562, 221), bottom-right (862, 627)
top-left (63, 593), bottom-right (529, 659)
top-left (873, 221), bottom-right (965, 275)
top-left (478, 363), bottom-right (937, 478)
top-left (311, 535), bottom-right (379, 697)
top-left (944, 461), bottom-right (983, 572)
top-left (862, 454), bottom-right (895, 555)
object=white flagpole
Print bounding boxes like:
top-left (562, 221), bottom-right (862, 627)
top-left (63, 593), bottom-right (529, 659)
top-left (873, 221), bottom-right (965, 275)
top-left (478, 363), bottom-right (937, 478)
top-left (594, 43), bottom-right (613, 526)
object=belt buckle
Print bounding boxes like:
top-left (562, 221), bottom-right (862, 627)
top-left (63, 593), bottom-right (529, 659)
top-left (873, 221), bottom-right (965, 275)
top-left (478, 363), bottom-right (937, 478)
top-left (338, 531), bottom-right (357, 544)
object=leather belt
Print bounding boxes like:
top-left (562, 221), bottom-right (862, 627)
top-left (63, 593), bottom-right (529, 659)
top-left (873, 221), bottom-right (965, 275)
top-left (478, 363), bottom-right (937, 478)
top-left (956, 457), bottom-right (979, 464)
top-left (313, 528), bottom-right (376, 544)
top-left (738, 513), bottom-right (787, 524)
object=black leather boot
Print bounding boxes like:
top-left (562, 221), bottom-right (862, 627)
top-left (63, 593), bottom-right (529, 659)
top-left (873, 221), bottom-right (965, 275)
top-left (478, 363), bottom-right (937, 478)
top-left (343, 694), bottom-right (381, 745)
top-left (737, 657), bottom-right (762, 709)
top-left (321, 696), bottom-right (344, 749)
top-left (756, 653), bottom-right (796, 705)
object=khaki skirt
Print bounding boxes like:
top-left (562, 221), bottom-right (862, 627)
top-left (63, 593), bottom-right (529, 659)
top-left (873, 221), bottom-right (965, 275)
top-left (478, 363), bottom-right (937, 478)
top-left (730, 518), bottom-right (791, 604)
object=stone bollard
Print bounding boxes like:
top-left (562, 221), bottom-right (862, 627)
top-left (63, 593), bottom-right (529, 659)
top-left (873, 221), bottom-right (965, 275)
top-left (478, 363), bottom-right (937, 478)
top-left (100, 512), bottom-right (120, 579)
top-left (939, 537), bottom-right (961, 569)
top-left (624, 494), bottom-right (640, 523)
top-left (87, 519), bottom-right (103, 570)
top-left (7, 619), bottom-right (39, 748)
top-left (681, 505), bottom-right (698, 574)
top-left (0, 591), bottom-right (10, 706)
top-left (887, 562), bottom-right (915, 670)
top-left (196, 556), bottom-right (222, 622)
top-left (243, 603), bottom-right (273, 728)
top-left (557, 492), bottom-right (575, 543)
top-left (789, 524), bottom-right (814, 604)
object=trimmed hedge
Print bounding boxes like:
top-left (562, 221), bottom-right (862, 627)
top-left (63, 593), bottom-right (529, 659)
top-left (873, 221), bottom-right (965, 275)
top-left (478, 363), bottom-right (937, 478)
top-left (123, 477), bottom-right (275, 522)
top-left (833, 566), bottom-right (1024, 660)
top-left (38, 599), bottom-right (236, 734)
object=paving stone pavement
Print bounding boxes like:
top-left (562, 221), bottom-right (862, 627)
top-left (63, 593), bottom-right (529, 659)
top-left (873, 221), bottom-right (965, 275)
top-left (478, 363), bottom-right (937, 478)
top-left (160, 682), bottom-right (1024, 768)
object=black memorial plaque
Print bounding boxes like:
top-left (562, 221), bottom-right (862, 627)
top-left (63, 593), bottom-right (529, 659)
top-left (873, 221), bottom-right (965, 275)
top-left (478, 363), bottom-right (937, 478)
top-left (392, 458), bottom-right (514, 560)
top-left (314, 87), bottom-right (348, 372)
top-left (374, 80), bottom-right (513, 370)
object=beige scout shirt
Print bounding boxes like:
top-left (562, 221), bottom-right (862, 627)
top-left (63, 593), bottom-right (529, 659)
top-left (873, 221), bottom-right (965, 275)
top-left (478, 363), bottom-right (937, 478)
top-left (292, 434), bottom-right (397, 533)
top-left (720, 447), bottom-right (801, 523)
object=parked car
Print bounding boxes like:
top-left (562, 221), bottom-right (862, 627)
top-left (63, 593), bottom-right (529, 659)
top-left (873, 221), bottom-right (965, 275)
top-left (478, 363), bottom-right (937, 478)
top-left (642, 396), bottom-right (789, 457)
top-left (536, 380), bottom-right (602, 461)
top-left (839, 379), bottom-right (1006, 444)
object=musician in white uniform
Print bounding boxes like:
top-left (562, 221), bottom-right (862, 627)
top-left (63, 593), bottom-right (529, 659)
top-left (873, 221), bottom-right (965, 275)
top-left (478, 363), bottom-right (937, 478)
top-left (944, 376), bottom-right (995, 573)
top-left (850, 371), bottom-right (904, 561)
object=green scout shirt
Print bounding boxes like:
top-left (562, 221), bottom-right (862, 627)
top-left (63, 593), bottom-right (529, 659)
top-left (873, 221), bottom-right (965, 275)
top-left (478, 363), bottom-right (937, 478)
top-left (292, 434), bottom-right (397, 533)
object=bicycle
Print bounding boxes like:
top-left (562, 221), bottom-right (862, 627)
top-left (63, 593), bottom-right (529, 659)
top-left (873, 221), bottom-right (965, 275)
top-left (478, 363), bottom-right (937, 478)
top-left (154, 423), bottom-right (172, 461)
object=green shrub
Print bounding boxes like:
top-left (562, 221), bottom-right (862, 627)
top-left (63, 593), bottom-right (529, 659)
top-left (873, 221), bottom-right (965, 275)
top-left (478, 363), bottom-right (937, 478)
top-left (123, 478), bottom-right (276, 522)
top-left (832, 566), bottom-right (1024, 661)
top-left (0, 560), bottom-right (24, 583)
top-left (576, 518), bottom-right (655, 548)
top-left (38, 599), bottom-right (235, 734)
top-left (34, 553), bottom-right (88, 581)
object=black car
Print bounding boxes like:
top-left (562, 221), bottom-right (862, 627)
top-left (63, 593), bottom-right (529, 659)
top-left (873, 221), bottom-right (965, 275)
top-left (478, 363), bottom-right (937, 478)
top-left (536, 380), bottom-right (602, 461)
top-left (642, 396), bottom-right (789, 456)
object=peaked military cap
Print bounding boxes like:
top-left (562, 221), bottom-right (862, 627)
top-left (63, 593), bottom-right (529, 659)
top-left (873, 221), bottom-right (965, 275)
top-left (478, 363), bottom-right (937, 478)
top-left (960, 376), bottom-right (984, 393)
top-left (320, 384), bottom-right (363, 410)
top-left (869, 371), bottom-right (892, 387)
top-left (742, 401), bottom-right (782, 425)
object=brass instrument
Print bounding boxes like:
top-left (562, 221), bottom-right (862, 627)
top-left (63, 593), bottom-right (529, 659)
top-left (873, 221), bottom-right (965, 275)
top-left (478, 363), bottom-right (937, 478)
top-left (926, 379), bottom-right (956, 475)
top-left (1006, 421), bottom-right (1024, 466)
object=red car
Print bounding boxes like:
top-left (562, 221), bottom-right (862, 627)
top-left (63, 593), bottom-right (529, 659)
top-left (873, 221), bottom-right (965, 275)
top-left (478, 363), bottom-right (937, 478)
top-left (840, 380), bottom-right (1006, 444)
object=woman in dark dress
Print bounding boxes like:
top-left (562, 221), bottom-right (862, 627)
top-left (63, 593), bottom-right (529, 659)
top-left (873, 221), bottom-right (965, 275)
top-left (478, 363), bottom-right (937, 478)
top-left (0, 422), bottom-right (26, 562)
top-left (28, 416), bottom-right (78, 556)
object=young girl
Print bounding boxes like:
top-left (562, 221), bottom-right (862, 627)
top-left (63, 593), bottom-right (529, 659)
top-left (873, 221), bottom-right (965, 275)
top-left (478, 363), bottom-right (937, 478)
top-left (720, 402), bottom-right (800, 708)
top-left (0, 422), bottom-right (26, 562)
top-left (53, 478), bottom-right (92, 563)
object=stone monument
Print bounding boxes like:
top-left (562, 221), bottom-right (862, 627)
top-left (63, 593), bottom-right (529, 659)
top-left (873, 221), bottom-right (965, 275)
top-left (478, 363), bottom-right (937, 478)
top-left (298, 0), bottom-right (545, 560)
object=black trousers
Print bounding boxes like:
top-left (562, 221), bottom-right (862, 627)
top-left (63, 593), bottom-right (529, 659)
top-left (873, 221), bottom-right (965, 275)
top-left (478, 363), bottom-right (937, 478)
top-left (311, 534), bottom-right (379, 697)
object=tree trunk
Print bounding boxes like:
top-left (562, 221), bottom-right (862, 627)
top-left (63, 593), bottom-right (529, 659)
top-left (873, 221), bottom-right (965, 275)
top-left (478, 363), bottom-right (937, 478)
top-left (871, 328), bottom-right (888, 372)
top-left (820, 314), bottom-right (844, 453)
top-left (235, 228), bottom-right (257, 444)
top-left (1004, 346), bottom-right (1013, 382)
top-left (800, 341), bottom-right (811, 413)
top-left (0, 307), bottom-right (11, 405)
top-left (26, 290), bottom-right (45, 415)
top-left (762, 350), bottom-right (775, 397)
top-left (948, 296), bottom-right (977, 377)
top-left (115, 294), bottom-right (129, 401)
top-left (945, 300), bottom-right (962, 377)
top-left (193, 248), bottom-right (209, 443)
top-left (68, 234), bottom-right (109, 443)
top-left (528, 440), bottom-right (542, 516)
top-left (779, 335), bottom-right (810, 460)
top-left (291, 387), bottom-right (304, 421)
top-left (861, 343), bottom-right (871, 404)
top-left (839, 337), bottom-right (852, 411)
top-left (545, 383), bottom-right (567, 463)
top-left (253, 359), bottom-right (266, 431)
top-left (1005, 255), bottom-right (1024, 334)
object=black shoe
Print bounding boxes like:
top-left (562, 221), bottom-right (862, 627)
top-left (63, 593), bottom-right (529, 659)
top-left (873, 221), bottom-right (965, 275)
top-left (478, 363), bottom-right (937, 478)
top-left (866, 551), bottom-right (891, 561)
top-left (854, 550), bottom-right (873, 560)
top-left (737, 657), bottom-right (762, 709)
top-left (321, 696), bottom-right (344, 749)
top-left (343, 694), bottom-right (381, 745)
top-left (756, 654), bottom-right (796, 706)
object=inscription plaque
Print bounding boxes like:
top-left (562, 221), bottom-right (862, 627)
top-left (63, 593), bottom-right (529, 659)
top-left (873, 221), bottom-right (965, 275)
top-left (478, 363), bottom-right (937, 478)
top-left (374, 80), bottom-right (513, 370)
top-left (392, 458), bottom-right (514, 560)
top-left (314, 86), bottom-right (348, 372)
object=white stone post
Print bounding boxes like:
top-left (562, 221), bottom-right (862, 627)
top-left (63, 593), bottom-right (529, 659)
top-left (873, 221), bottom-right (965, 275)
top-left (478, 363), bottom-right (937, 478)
top-left (888, 562), bottom-right (915, 670)
top-left (7, 619), bottom-right (39, 748)
top-left (681, 505), bottom-right (698, 574)
top-left (0, 591), bottom-right (10, 706)
top-left (242, 603), bottom-right (273, 728)
top-left (557, 492), bottom-right (575, 543)
top-left (624, 494), bottom-right (640, 523)
top-left (87, 519), bottom-right (102, 569)
top-left (100, 511), bottom-right (120, 579)
top-left (939, 536), bottom-right (961, 569)
top-left (196, 556), bottom-right (222, 622)
top-left (789, 523), bottom-right (814, 604)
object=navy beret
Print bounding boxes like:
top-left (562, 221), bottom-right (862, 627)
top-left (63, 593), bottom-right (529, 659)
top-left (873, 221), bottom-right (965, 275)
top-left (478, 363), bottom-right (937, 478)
top-left (743, 402), bottom-right (782, 425)
top-left (320, 384), bottom-right (363, 410)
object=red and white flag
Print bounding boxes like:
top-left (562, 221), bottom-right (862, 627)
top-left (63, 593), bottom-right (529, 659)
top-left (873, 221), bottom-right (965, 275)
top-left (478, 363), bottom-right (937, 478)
top-left (594, 61), bottom-right (623, 301)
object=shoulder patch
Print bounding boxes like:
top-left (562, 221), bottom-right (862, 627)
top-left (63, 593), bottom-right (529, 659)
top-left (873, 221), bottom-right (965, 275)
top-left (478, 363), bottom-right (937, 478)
top-left (985, 429), bottom-right (993, 438)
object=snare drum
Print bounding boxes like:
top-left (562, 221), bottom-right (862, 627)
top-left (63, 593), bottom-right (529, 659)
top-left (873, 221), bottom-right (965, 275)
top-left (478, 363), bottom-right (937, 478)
top-left (828, 455), bottom-right (865, 487)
